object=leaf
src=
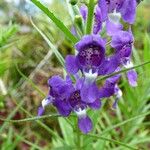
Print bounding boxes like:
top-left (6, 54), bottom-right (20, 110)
top-left (100, 111), bottom-right (150, 135)
top-left (31, 0), bottom-right (78, 44)
top-left (58, 117), bottom-right (75, 146)
top-left (84, 134), bottom-right (138, 150)
top-left (30, 18), bottom-right (65, 67)
top-left (86, 0), bottom-right (95, 34)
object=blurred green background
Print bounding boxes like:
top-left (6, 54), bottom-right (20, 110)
top-left (0, 0), bottom-right (150, 149)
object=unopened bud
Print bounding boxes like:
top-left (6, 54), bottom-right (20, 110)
top-left (69, 0), bottom-right (78, 5)
top-left (75, 15), bottom-right (82, 26)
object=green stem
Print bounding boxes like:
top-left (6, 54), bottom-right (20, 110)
top-left (97, 60), bottom-right (150, 83)
top-left (0, 114), bottom-right (60, 123)
top-left (86, 0), bottom-right (95, 34)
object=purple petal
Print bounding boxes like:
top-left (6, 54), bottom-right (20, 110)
top-left (98, 0), bottom-right (108, 21)
top-left (99, 84), bottom-right (115, 98)
top-left (111, 31), bottom-right (133, 51)
top-left (54, 99), bottom-right (72, 117)
top-left (127, 70), bottom-right (138, 87)
top-left (81, 82), bottom-right (99, 103)
top-left (93, 5), bottom-right (102, 34)
top-left (38, 106), bottom-right (44, 116)
top-left (78, 116), bottom-right (93, 134)
top-left (80, 4), bottom-right (88, 21)
top-left (98, 54), bottom-right (121, 75)
top-left (88, 99), bottom-right (101, 110)
top-left (99, 75), bottom-right (120, 98)
top-left (48, 75), bottom-right (64, 87)
top-left (75, 77), bottom-right (84, 90)
top-left (75, 34), bottom-right (106, 52)
top-left (48, 75), bottom-right (74, 98)
top-left (119, 0), bottom-right (137, 24)
top-left (65, 55), bottom-right (79, 74)
top-left (106, 19), bottom-right (123, 36)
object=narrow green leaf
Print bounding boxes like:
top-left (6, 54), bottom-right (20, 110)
top-left (86, 0), bottom-right (95, 34)
top-left (15, 63), bottom-right (46, 97)
top-left (30, 18), bottom-right (65, 67)
top-left (84, 134), bottom-right (138, 150)
top-left (97, 60), bottom-right (150, 83)
top-left (0, 114), bottom-right (60, 123)
top-left (58, 117), bottom-right (75, 146)
top-left (101, 111), bottom-right (150, 135)
top-left (0, 101), bottom-right (24, 134)
top-left (31, 0), bottom-right (78, 44)
top-left (15, 134), bottom-right (43, 150)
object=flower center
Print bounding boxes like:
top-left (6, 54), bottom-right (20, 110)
top-left (78, 44), bottom-right (104, 68)
top-left (69, 90), bottom-right (85, 109)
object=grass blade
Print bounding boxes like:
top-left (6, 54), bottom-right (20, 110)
top-left (84, 134), bottom-right (138, 150)
top-left (30, 18), bottom-right (65, 67)
top-left (0, 114), bottom-right (60, 123)
top-left (97, 60), bottom-right (150, 83)
top-left (15, 63), bottom-right (46, 97)
top-left (0, 101), bottom-right (24, 134)
top-left (100, 111), bottom-right (150, 135)
top-left (31, 0), bottom-right (78, 44)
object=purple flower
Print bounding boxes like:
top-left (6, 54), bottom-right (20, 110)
top-left (111, 30), bottom-right (134, 59)
top-left (38, 75), bottom-right (101, 134)
top-left (65, 34), bottom-right (106, 83)
top-left (38, 75), bottom-right (73, 117)
top-left (111, 31), bottom-right (138, 87)
top-left (98, 0), bottom-right (137, 24)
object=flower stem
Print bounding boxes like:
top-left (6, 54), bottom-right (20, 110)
top-left (86, 0), bottom-right (95, 34)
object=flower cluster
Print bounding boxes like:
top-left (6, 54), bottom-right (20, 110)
top-left (38, 0), bottom-right (138, 134)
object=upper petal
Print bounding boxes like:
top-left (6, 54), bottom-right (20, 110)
top-left (119, 0), bottom-right (137, 24)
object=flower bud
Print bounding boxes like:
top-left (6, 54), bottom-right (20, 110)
top-left (69, 0), bottom-right (78, 5)
top-left (75, 15), bottom-right (82, 26)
